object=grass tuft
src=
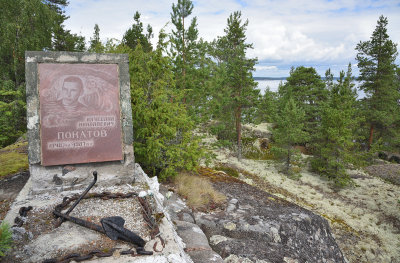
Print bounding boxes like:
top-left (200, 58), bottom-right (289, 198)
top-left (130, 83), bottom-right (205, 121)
top-left (175, 173), bottom-right (226, 210)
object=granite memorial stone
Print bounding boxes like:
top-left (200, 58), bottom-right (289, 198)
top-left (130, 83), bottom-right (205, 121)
top-left (25, 51), bottom-right (139, 193)
top-left (38, 63), bottom-right (123, 166)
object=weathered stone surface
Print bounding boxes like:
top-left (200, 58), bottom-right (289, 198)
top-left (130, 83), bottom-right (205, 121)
top-left (175, 220), bottom-right (210, 251)
top-left (195, 181), bottom-right (346, 263)
top-left (24, 51), bottom-right (141, 194)
top-left (224, 254), bottom-right (271, 263)
top-left (242, 123), bottom-right (273, 139)
top-left (4, 164), bottom-right (193, 263)
top-left (187, 250), bottom-right (224, 263)
top-left (160, 185), bottom-right (224, 263)
top-left (365, 164), bottom-right (400, 185)
top-left (378, 151), bottom-right (400, 164)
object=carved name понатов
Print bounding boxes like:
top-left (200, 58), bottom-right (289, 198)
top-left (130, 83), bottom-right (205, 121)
top-left (39, 63), bottom-right (123, 166)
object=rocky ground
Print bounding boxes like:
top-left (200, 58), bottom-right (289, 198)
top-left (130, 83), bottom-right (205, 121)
top-left (1, 126), bottom-right (400, 262)
top-left (364, 164), bottom-right (400, 185)
top-left (161, 172), bottom-right (346, 263)
top-left (201, 127), bottom-right (400, 263)
top-left (0, 166), bottom-right (192, 263)
top-left (0, 171), bottom-right (30, 220)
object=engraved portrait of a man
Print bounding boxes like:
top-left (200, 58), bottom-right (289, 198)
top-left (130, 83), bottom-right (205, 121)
top-left (60, 76), bottom-right (84, 110)
top-left (38, 63), bottom-right (123, 166)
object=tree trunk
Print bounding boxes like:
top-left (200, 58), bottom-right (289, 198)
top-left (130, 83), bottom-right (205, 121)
top-left (286, 147), bottom-right (291, 175)
top-left (236, 106), bottom-right (242, 161)
top-left (368, 124), bottom-right (374, 151)
top-left (13, 25), bottom-right (20, 89)
top-left (182, 15), bottom-right (186, 91)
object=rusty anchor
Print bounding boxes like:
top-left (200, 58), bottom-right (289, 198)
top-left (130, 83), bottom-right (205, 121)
top-left (53, 171), bottom-right (151, 254)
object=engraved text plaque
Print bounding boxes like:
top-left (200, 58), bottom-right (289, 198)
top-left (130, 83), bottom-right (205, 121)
top-left (38, 63), bottom-right (123, 166)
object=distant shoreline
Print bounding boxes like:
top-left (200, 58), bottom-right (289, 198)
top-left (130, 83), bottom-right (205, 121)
top-left (254, 77), bottom-right (287, 80)
top-left (254, 76), bottom-right (345, 81)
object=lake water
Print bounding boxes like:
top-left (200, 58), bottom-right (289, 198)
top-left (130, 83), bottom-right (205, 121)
top-left (255, 80), bottom-right (286, 94)
top-left (255, 79), bottom-right (365, 98)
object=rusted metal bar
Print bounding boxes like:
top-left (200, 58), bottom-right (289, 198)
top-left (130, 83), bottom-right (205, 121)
top-left (65, 171), bottom-right (97, 215)
top-left (53, 210), bottom-right (105, 234)
top-left (55, 171), bottom-right (97, 227)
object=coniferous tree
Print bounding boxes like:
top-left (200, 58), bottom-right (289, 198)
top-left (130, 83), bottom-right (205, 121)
top-left (214, 11), bottom-right (258, 160)
top-left (0, 0), bottom-right (62, 146)
top-left (88, 24), bottom-right (105, 53)
top-left (311, 64), bottom-right (360, 186)
top-left (122, 11), bottom-right (153, 52)
top-left (395, 67), bottom-right (400, 150)
top-left (254, 88), bottom-right (278, 124)
top-left (356, 15), bottom-right (399, 150)
top-left (47, 0), bottom-right (86, 51)
top-left (129, 32), bottom-right (203, 179)
top-left (188, 39), bottom-right (215, 122)
top-left (279, 66), bottom-right (328, 150)
top-left (0, 0), bottom-right (54, 86)
top-left (169, 0), bottom-right (215, 123)
top-left (169, 0), bottom-right (198, 94)
top-left (273, 96), bottom-right (308, 175)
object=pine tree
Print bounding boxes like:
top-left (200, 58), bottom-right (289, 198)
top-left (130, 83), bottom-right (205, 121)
top-left (356, 15), bottom-right (399, 150)
top-left (311, 64), bottom-right (360, 186)
top-left (169, 0), bottom-right (198, 93)
top-left (0, 0), bottom-right (54, 87)
top-left (279, 66), bottom-right (328, 150)
top-left (122, 11), bottom-right (153, 52)
top-left (47, 0), bottom-right (86, 51)
top-left (254, 88), bottom-right (278, 124)
top-left (187, 39), bottom-right (215, 122)
top-left (395, 67), bottom-right (400, 150)
top-left (0, 0), bottom-right (61, 146)
top-left (88, 24), bottom-right (104, 53)
top-left (273, 96), bottom-right (308, 175)
top-left (214, 11), bottom-right (258, 160)
top-left (129, 32), bottom-right (203, 179)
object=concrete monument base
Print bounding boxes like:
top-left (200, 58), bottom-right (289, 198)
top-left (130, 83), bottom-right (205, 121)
top-left (3, 164), bottom-right (193, 263)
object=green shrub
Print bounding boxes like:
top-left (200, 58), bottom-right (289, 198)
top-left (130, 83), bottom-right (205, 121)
top-left (0, 222), bottom-right (12, 257)
top-left (209, 122), bottom-right (236, 142)
top-left (242, 137), bottom-right (275, 160)
top-left (272, 146), bottom-right (304, 178)
top-left (129, 42), bottom-right (204, 180)
top-left (310, 157), bottom-right (352, 187)
top-left (0, 80), bottom-right (26, 148)
top-left (211, 139), bottom-right (232, 149)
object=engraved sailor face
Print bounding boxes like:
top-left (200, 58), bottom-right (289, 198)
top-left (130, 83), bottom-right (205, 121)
top-left (61, 76), bottom-right (83, 106)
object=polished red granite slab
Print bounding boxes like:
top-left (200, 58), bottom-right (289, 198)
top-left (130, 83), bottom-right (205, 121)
top-left (38, 63), bottom-right (123, 166)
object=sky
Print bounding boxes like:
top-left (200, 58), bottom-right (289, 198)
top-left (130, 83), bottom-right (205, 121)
top-left (64, 0), bottom-right (400, 77)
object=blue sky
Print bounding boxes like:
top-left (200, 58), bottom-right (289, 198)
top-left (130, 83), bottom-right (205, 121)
top-left (64, 0), bottom-right (400, 77)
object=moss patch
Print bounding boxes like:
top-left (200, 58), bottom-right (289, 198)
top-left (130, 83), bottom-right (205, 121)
top-left (321, 213), bottom-right (360, 237)
top-left (197, 166), bottom-right (243, 184)
top-left (213, 164), bottom-right (240, 178)
top-left (0, 141), bottom-right (29, 178)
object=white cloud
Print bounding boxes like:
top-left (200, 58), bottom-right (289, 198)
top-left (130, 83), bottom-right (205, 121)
top-left (64, 0), bottom-right (400, 76)
top-left (255, 65), bottom-right (278, 71)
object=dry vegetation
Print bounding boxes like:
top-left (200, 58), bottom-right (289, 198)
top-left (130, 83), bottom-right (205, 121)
top-left (174, 173), bottom-right (226, 211)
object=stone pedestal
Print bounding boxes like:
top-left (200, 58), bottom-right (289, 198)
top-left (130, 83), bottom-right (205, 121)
top-left (24, 51), bottom-right (143, 194)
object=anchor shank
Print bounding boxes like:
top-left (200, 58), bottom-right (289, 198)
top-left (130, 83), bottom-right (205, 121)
top-left (53, 210), bottom-right (105, 234)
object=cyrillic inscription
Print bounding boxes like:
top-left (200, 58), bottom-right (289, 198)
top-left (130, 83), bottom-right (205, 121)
top-left (39, 63), bottom-right (123, 166)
